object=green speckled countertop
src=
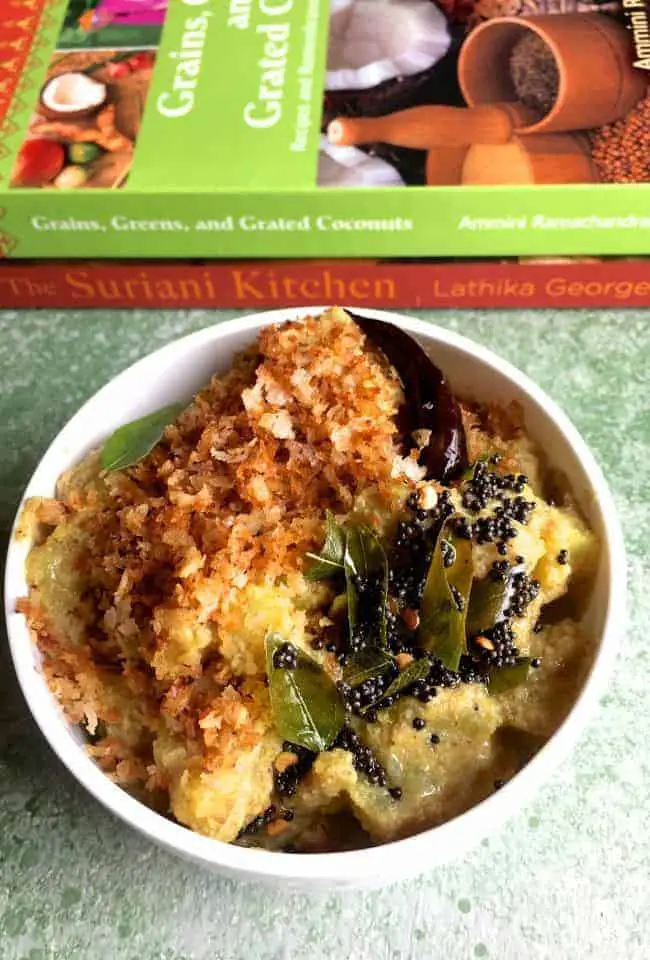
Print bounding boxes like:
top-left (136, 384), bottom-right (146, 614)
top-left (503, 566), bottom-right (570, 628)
top-left (1, 309), bottom-right (648, 960)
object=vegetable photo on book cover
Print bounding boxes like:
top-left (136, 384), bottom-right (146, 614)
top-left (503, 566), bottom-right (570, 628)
top-left (10, 48), bottom-right (156, 190)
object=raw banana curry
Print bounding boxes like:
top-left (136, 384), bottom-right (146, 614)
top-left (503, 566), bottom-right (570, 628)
top-left (18, 309), bottom-right (598, 852)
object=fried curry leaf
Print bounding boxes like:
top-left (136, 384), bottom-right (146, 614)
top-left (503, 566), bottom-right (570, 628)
top-left (362, 658), bottom-right (431, 711)
top-left (343, 645), bottom-right (395, 688)
top-left (344, 524), bottom-right (389, 647)
top-left (466, 563), bottom-right (526, 636)
top-left (101, 403), bottom-right (184, 473)
top-left (488, 658), bottom-right (532, 694)
top-left (265, 634), bottom-right (345, 753)
top-left (418, 530), bottom-right (473, 672)
top-left (350, 313), bottom-right (468, 483)
top-left (305, 511), bottom-right (346, 580)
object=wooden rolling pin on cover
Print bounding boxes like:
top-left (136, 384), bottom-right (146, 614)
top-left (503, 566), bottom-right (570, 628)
top-left (327, 103), bottom-right (537, 150)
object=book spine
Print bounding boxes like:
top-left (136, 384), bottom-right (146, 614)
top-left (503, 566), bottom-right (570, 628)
top-left (2, 259), bottom-right (650, 309)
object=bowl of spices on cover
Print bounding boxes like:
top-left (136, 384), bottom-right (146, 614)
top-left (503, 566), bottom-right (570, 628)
top-left (5, 308), bottom-right (625, 891)
top-left (458, 13), bottom-right (647, 135)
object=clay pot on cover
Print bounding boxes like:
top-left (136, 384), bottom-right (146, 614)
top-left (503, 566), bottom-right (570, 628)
top-left (458, 14), bottom-right (647, 135)
top-left (461, 132), bottom-right (596, 184)
top-left (423, 131), bottom-right (595, 186)
top-left (425, 147), bottom-right (468, 185)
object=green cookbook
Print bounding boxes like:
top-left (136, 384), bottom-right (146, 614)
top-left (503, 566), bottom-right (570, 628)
top-left (1, 0), bottom-right (649, 259)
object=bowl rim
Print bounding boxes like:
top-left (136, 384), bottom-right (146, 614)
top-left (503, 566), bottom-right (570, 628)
top-left (4, 307), bottom-right (626, 884)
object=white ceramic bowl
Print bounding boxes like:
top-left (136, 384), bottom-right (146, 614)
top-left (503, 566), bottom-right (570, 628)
top-left (4, 308), bottom-right (626, 892)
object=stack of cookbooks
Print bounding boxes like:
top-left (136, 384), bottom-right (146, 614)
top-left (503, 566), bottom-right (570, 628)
top-left (1, 0), bottom-right (648, 307)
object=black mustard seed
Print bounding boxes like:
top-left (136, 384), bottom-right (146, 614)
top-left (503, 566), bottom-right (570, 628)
top-left (272, 642), bottom-right (298, 670)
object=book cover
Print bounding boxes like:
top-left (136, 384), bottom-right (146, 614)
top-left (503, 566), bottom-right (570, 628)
top-left (2, 255), bottom-right (650, 307)
top-left (0, 0), bottom-right (649, 259)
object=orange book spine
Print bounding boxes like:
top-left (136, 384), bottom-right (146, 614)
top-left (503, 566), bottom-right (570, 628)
top-left (2, 259), bottom-right (650, 309)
